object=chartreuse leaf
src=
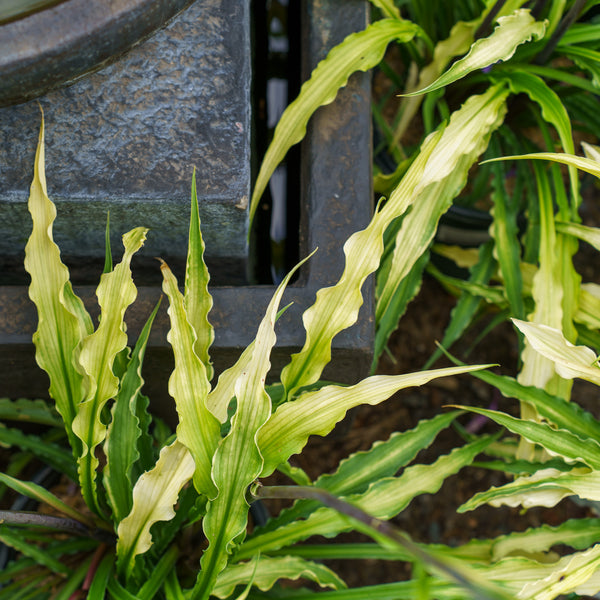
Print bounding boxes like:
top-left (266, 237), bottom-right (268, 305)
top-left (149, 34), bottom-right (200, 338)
top-left (116, 440), bottom-right (195, 579)
top-left (557, 220), bottom-right (600, 252)
top-left (451, 405), bottom-right (600, 469)
top-left (104, 300), bottom-right (160, 524)
top-left (281, 128), bottom-right (443, 400)
top-left (160, 260), bottom-right (221, 499)
top-left (72, 226), bottom-right (147, 517)
top-left (212, 556), bottom-right (345, 598)
top-left (491, 518), bottom-right (600, 561)
top-left (376, 85), bottom-right (509, 365)
top-left (250, 18), bottom-right (424, 220)
top-left (257, 411), bottom-right (459, 535)
top-left (185, 171), bottom-right (214, 382)
top-left (24, 116), bottom-right (90, 448)
top-left (485, 150), bottom-right (600, 178)
top-left (369, 0), bottom-right (401, 20)
top-left (460, 467), bottom-right (600, 511)
top-left (237, 437), bottom-right (492, 560)
top-left (193, 258), bottom-right (308, 600)
top-left (514, 319), bottom-right (600, 384)
top-left (404, 9), bottom-right (546, 97)
top-left (260, 365), bottom-right (489, 478)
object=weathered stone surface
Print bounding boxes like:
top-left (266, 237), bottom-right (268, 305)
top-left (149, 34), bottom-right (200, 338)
top-left (0, 0), bottom-right (250, 271)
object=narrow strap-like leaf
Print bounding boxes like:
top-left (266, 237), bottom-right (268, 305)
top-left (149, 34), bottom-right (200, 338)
top-left (404, 9), bottom-right (546, 97)
top-left (185, 171), bottom-right (215, 381)
top-left (0, 398), bottom-right (63, 427)
top-left (73, 227), bottom-right (147, 517)
top-left (250, 18), bottom-right (424, 220)
top-left (160, 260), bottom-right (221, 499)
top-left (24, 117), bottom-right (90, 447)
top-left (260, 365), bottom-right (490, 478)
top-left (104, 301), bottom-right (160, 524)
top-left (194, 258), bottom-right (307, 599)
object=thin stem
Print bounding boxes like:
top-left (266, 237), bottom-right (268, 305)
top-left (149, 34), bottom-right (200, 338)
top-left (0, 510), bottom-right (115, 544)
top-left (251, 484), bottom-right (509, 600)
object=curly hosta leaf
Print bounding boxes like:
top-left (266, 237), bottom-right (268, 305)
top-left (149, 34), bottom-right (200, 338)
top-left (116, 440), bottom-right (195, 579)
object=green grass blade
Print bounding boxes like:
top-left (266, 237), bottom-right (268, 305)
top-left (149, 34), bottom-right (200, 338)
top-left (116, 440), bottom-right (195, 579)
top-left (104, 300), bottom-right (160, 524)
top-left (160, 260), bottom-right (221, 498)
top-left (194, 259), bottom-right (307, 599)
top-left (250, 18), bottom-right (424, 220)
top-left (87, 553), bottom-right (115, 600)
top-left (185, 170), bottom-right (215, 381)
top-left (73, 226), bottom-right (147, 517)
top-left (404, 9), bottom-right (546, 97)
top-left (138, 545), bottom-right (178, 600)
top-left (24, 117), bottom-right (90, 447)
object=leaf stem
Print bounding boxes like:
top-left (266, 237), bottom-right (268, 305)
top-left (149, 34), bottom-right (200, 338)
top-left (0, 510), bottom-right (115, 544)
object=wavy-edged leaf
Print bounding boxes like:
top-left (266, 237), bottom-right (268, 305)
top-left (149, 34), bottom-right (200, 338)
top-left (212, 556), bottom-right (345, 599)
top-left (237, 437), bottom-right (492, 559)
top-left (256, 411), bottom-right (459, 535)
top-left (24, 117), bottom-right (90, 447)
top-left (281, 128), bottom-right (443, 400)
top-left (514, 319), bottom-right (600, 384)
top-left (185, 171), bottom-right (214, 381)
top-left (195, 258), bottom-right (307, 599)
top-left (485, 150), bottom-right (600, 178)
top-left (261, 365), bottom-right (489, 478)
top-left (460, 467), bottom-right (600, 511)
top-left (0, 424), bottom-right (76, 480)
top-left (250, 18), bottom-right (424, 220)
top-left (517, 544), bottom-right (600, 599)
top-left (404, 9), bottom-right (546, 97)
top-left (160, 260), bottom-right (221, 498)
top-left (116, 440), bottom-right (195, 579)
top-left (104, 301), bottom-right (160, 524)
top-left (377, 85), bottom-right (509, 361)
top-left (452, 404), bottom-right (600, 469)
top-left (491, 518), bottom-right (600, 561)
top-left (0, 398), bottom-right (62, 427)
top-left (0, 472), bottom-right (94, 527)
top-left (72, 226), bottom-right (147, 516)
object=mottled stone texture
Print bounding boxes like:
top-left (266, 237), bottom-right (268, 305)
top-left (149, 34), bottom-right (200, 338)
top-left (0, 0), bottom-right (250, 270)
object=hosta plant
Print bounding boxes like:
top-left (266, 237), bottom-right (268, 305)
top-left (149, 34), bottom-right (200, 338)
top-left (0, 119), bottom-right (513, 600)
